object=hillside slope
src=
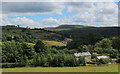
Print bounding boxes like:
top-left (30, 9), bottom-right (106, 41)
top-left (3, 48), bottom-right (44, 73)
top-left (45, 25), bottom-right (120, 38)
top-left (2, 25), bottom-right (66, 43)
top-left (45, 25), bottom-right (88, 31)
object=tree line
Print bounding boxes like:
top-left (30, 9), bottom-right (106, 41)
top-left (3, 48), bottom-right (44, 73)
top-left (2, 40), bottom-right (87, 68)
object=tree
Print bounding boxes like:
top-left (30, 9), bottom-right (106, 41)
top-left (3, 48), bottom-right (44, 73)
top-left (112, 37), bottom-right (120, 52)
top-left (34, 40), bottom-right (47, 54)
top-left (24, 55), bottom-right (29, 66)
top-left (2, 41), bottom-right (21, 63)
top-left (93, 47), bottom-right (103, 54)
top-left (52, 54), bottom-right (59, 67)
top-left (35, 56), bottom-right (41, 66)
top-left (67, 41), bottom-right (78, 49)
top-left (66, 33), bottom-right (102, 50)
top-left (57, 54), bottom-right (64, 67)
top-left (97, 59), bottom-right (109, 65)
top-left (95, 38), bottom-right (113, 54)
top-left (79, 56), bottom-right (86, 66)
top-left (67, 49), bottom-right (77, 54)
top-left (95, 38), bottom-right (112, 49)
top-left (87, 33), bottom-right (102, 45)
top-left (49, 48), bottom-right (59, 54)
top-left (91, 54), bottom-right (97, 59)
top-left (7, 36), bottom-right (12, 41)
top-left (40, 56), bottom-right (48, 67)
top-left (47, 54), bottom-right (53, 66)
top-left (109, 49), bottom-right (118, 58)
top-left (21, 42), bottom-right (35, 59)
top-left (69, 55), bottom-right (79, 66)
top-left (64, 54), bottom-right (78, 67)
top-left (78, 45), bottom-right (88, 52)
top-left (116, 53), bottom-right (120, 63)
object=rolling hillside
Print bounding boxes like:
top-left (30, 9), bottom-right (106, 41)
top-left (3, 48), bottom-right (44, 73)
top-left (45, 25), bottom-right (88, 31)
top-left (1, 25), bottom-right (120, 44)
top-left (45, 25), bottom-right (120, 38)
top-left (1, 25), bottom-right (67, 43)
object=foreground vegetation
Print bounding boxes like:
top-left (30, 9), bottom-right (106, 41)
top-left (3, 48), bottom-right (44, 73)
top-left (2, 64), bottom-right (118, 72)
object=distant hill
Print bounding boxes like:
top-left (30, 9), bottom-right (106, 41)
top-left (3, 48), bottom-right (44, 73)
top-left (1, 25), bottom-right (120, 44)
top-left (44, 25), bottom-right (120, 38)
top-left (57, 25), bottom-right (89, 29)
top-left (45, 25), bottom-right (89, 31)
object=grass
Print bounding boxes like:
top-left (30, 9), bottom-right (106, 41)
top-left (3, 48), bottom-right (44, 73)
top-left (46, 29), bottom-right (71, 31)
top-left (25, 42), bottom-right (35, 46)
top-left (26, 40), bottom-right (66, 47)
top-left (2, 64), bottom-right (118, 72)
top-left (43, 40), bottom-right (66, 47)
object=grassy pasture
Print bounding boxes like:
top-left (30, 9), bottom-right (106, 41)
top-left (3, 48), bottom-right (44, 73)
top-left (43, 40), bottom-right (66, 47)
top-left (26, 40), bottom-right (66, 47)
top-left (26, 40), bottom-right (66, 48)
top-left (46, 29), bottom-right (71, 31)
top-left (2, 64), bottom-right (118, 72)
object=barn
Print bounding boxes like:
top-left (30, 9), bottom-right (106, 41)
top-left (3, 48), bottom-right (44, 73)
top-left (97, 55), bottom-right (110, 59)
top-left (74, 52), bottom-right (91, 62)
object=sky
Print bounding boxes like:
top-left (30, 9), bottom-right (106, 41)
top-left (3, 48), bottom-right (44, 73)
top-left (0, 0), bottom-right (119, 28)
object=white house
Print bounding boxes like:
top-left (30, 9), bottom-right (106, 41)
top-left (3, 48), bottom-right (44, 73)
top-left (97, 55), bottom-right (109, 59)
top-left (74, 52), bottom-right (91, 62)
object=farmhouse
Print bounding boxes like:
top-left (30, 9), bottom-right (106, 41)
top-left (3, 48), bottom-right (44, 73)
top-left (97, 55), bottom-right (110, 59)
top-left (74, 52), bottom-right (91, 62)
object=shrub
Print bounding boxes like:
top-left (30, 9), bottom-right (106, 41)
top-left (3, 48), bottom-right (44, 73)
top-left (97, 59), bottom-right (109, 65)
top-left (87, 62), bottom-right (97, 64)
top-left (49, 48), bottom-right (59, 54)
top-left (91, 54), bottom-right (97, 59)
top-left (2, 63), bottom-right (25, 68)
top-left (79, 56), bottom-right (86, 66)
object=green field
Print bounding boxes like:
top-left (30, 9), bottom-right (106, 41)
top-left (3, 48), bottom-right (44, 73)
top-left (43, 40), bottom-right (66, 47)
top-left (2, 64), bottom-right (118, 72)
top-left (46, 29), bottom-right (71, 31)
top-left (26, 40), bottom-right (66, 47)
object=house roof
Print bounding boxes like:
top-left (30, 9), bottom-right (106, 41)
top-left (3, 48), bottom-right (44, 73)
top-left (97, 55), bottom-right (109, 59)
top-left (74, 52), bottom-right (91, 57)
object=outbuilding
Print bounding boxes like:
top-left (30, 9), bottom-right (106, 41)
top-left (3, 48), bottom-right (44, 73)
top-left (74, 52), bottom-right (91, 62)
top-left (97, 55), bottom-right (110, 59)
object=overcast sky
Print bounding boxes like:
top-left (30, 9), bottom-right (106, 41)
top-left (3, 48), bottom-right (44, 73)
top-left (1, 1), bottom-right (119, 28)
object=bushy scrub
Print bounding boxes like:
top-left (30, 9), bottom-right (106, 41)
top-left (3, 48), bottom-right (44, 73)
top-left (97, 59), bottom-right (109, 65)
top-left (91, 54), bottom-right (97, 59)
top-left (78, 56), bottom-right (86, 66)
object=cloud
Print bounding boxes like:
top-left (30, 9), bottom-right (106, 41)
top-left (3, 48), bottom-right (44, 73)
top-left (2, 17), bottom-right (60, 28)
top-left (40, 17), bottom-right (59, 27)
top-left (2, 2), bottom-right (65, 16)
top-left (62, 2), bottom-right (118, 27)
top-left (1, 2), bottom-right (118, 27)
top-left (95, 2), bottom-right (118, 15)
top-left (65, 2), bottom-right (94, 13)
top-left (0, 2), bottom-right (2, 24)
top-left (2, 0), bottom-right (118, 2)
top-left (2, 17), bottom-right (42, 28)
